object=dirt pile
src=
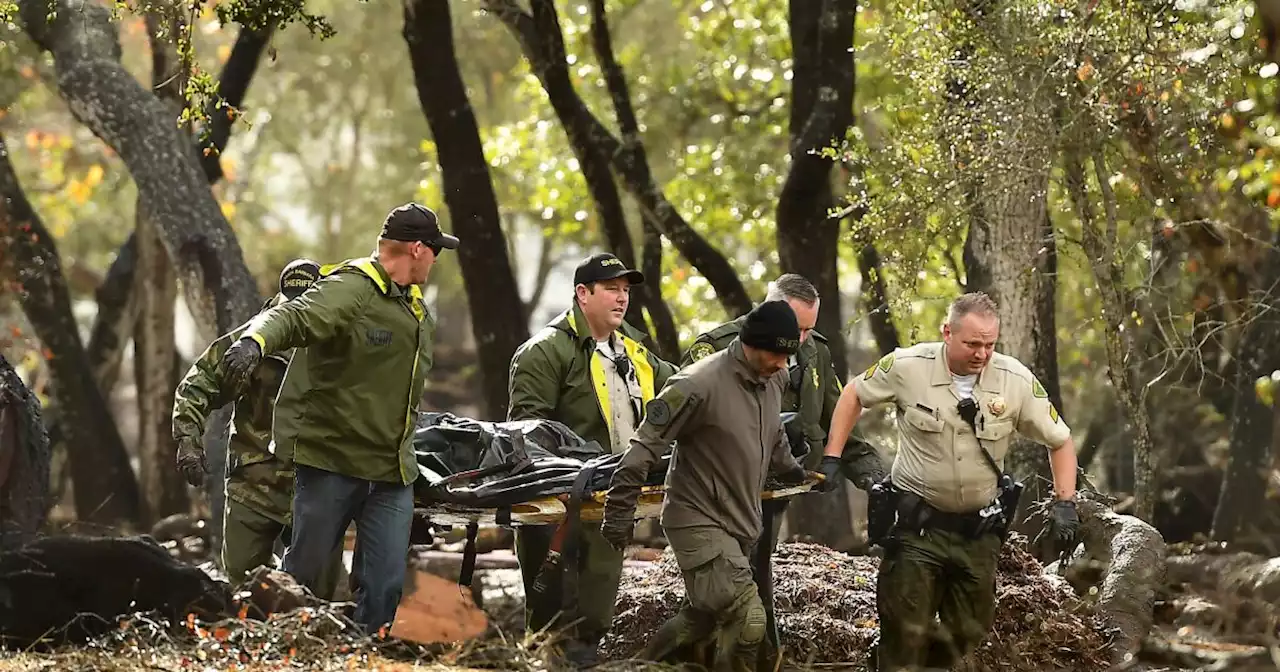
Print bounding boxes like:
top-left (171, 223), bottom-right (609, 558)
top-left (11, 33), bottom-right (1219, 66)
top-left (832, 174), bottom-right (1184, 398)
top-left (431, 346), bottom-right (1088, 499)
top-left (602, 538), bottom-right (1114, 670)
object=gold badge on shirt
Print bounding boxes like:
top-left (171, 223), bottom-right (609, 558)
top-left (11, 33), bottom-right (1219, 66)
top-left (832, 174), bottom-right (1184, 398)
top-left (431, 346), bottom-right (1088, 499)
top-left (987, 396), bottom-right (1007, 417)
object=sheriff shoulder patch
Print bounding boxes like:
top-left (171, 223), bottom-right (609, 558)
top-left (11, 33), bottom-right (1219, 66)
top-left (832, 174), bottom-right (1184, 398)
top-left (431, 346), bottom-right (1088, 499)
top-left (646, 398), bottom-right (672, 426)
top-left (689, 341), bottom-right (715, 361)
top-left (877, 353), bottom-right (895, 374)
top-left (1031, 377), bottom-right (1048, 399)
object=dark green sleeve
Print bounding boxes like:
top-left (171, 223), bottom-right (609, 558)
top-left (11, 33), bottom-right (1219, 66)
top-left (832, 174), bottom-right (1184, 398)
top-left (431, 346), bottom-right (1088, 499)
top-left (507, 340), bottom-right (562, 421)
top-left (769, 377), bottom-right (804, 475)
top-left (678, 333), bottom-right (721, 367)
top-left (606, 373), bottom-right (703, 510)
top-left (243, 272), bottom-right (370, 354)
top-left (818, 342), bottom-right (844, 435)
top-left (648, 351), bottom-right (679, 392)
top-left (171, 326), bottom-right (244, 442)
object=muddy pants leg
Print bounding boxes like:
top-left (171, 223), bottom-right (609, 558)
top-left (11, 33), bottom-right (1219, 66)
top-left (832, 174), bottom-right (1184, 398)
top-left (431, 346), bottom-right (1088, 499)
top-left (566, 522), bottom-right (625, 662)
top-left (875, 530), bottom-right (946, 672)
top-left (222, 497), bottom-right (286, 586)
top-left (663, 525), bottom-right (763, 672)
top-left (513, 525), bottom-right (558, 633)
top-left (925, 531), bottom-right (1001, 669)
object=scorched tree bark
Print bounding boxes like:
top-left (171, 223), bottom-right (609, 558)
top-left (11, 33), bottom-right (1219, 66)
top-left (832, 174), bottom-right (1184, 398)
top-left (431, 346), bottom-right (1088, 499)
top-left (0, 352), bottom-right (52, 551)
top-left (403, 0), bottom-right (530, 421)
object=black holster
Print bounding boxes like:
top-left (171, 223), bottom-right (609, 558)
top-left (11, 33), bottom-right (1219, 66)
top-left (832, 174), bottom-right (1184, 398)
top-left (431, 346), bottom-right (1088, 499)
top-left (866, 479), bottom-right (900, 546)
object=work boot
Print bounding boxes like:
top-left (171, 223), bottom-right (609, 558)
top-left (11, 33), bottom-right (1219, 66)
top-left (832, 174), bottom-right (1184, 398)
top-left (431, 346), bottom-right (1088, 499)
top-left (562, 637), bottom-right (600, 668)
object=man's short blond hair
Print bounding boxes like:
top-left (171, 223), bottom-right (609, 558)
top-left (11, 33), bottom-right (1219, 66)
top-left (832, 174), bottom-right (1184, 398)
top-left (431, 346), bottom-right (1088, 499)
top-left (946, 292), bottom-right (999, 329)
top-left (375, 238), bottom-right (413, 259)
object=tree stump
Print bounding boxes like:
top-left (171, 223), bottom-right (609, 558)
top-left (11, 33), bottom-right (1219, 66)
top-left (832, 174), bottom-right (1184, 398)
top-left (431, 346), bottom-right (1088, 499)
top-left (0, 352), bottom-right (51, 552)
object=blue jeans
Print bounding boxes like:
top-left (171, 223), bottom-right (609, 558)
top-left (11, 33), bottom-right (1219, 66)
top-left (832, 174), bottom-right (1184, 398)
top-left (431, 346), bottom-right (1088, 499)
top-left (283, 465), bottom-right (414, 631)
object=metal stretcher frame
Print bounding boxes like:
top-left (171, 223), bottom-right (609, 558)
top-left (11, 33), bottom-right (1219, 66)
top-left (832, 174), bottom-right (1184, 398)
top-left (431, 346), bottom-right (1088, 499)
top-left (417, 475), bottom-right (822, 658)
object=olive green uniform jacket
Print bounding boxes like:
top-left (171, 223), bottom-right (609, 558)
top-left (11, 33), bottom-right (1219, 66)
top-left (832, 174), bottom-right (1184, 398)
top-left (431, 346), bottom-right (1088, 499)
top-left (682, 317), bottom-right (878, 472)
top-left (506, 303), bottom-right (677, 641)
top-left (172, 294), bottom-right (295, 524)
top-left (244, 258), bottom-right (434, 485)
top-left (507, 303), bottom-right (678, 453)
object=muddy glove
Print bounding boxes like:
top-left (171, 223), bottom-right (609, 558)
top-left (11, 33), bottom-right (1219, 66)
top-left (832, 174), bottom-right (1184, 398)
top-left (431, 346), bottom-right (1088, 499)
top-left (221, 337), bottom-right (262, 390)
top-left (842, 446), bottom-right (888, 492)
top-left (774, 463), bottom-right (807, 487)
top-left (1048, 498), bottom-right (1079, 544)
top-left (175, 436), bottom-right (209, 487)
top-left (818, 455), bottom-right (843, 492)
top-left (600, 505), bottom-right (634, 552)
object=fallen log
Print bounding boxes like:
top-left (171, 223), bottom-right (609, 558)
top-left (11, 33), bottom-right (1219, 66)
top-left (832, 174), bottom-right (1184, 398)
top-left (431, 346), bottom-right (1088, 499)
top-left (0, 352), bottom-right (51, 552)
top-left (1165, 549), bottom-right (1280, 602)
top-left (0, 534), bottom-right (230, 648)
top-left (1046, 491), bottom-right (1167, 665)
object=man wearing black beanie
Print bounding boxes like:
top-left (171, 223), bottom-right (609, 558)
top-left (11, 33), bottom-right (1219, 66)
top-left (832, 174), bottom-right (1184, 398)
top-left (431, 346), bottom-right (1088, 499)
top-left (602, 299), bottom-right (809, 671)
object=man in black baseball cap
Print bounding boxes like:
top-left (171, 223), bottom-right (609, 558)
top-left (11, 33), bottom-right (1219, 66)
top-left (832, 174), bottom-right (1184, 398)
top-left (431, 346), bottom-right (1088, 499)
top-left (573, 252), bottom-right (645, 287)
top-left (381, 202), bottom-right (460, 250)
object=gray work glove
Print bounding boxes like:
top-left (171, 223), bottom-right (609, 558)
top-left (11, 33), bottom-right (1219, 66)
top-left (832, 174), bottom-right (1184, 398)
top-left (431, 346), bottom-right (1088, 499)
top-left (817, 455), bottom-right (843, 492)
top-left (221, 337), bottom-right (262, 390)
top-left (1049, 498), bottom-right (1080, 544)
top-left (175, 436), bottom-right (209, 487)
top-left (600, 505), bottom-right (634, 552)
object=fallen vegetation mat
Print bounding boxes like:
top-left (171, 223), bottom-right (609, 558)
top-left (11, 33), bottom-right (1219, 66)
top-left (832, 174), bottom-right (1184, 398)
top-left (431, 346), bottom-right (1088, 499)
top-left (602, 539), bottom-right (1114, 670)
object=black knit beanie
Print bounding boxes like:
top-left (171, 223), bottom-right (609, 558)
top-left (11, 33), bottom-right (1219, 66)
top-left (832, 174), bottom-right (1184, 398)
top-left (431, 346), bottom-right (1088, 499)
top-left (740, 300), bottom-right (801, 355)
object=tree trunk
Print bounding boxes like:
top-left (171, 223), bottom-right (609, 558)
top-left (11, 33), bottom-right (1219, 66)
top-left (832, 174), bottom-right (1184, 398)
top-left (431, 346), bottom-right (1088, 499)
top-left (483, 0), bottom-right (754, 318)
top-left (949, 6), bottom-right (1062, 526)
top-left (856, 243), bottom-right (900, 356)
top-left (1210, 233), bottom-right (1280, 543)
top-left (779, 0), bottom-right (858, 549)
top-left (18, 0), bottom-right (261, 339)
top-left (1064, 146), bottom-right (1157, 522)
top-left (198, 25), bottom-right (275, 184)
top-left (584, 0), bottom-right (679, 360)
top-left (85, 232), bottom-right (138, 397)
top-left (132, 0), bottom-right (191, 523)
top-left (776, 0), bottom-right (856, 380)
top-left (403, 0), bottom-right (530, 421)
top-left (0, 352), bottom-right (52, 551)
top-left (0, 134), bottom-right (143, 527)
top-left (640, 220), bottom-right (680, 360)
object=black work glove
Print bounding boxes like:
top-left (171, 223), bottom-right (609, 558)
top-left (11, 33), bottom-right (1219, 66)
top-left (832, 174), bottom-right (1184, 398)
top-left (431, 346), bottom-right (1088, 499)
top-left (175, 436), bottom-right (209, 487)
top-left (221, 337), bottom-right (262, 390)
top-left (842, 448), bottom-right (888, 492)
top-left (600, 506), bottom-right (634, 552)
top-left (783, 418), bottom-right (807, 459)
top-left (1048, 498), bottom-right (1080, 544)
top-left (818, 455), bottom-right (843, 492)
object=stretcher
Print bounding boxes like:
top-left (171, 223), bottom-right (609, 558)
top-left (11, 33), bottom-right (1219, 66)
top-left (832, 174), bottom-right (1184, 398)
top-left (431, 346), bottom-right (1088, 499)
top-left (416, 474), bottom-right (823, 658)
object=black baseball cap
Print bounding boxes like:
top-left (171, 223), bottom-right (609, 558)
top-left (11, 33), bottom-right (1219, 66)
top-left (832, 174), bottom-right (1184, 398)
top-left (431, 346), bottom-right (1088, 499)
top-left (741, 299), bottom-right (801, 355)
top-left (573, 252), bottom-right (644, 286)
top-left (279, 258), bottom-right (321, 299)
top-left (380, 203), bottom-right (460, 250)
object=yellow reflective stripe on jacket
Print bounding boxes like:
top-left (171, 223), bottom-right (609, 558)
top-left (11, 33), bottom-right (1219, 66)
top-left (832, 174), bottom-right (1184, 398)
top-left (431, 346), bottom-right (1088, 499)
top-left (568, 313), bottom-right (656, 434)
top-left (321, 257), bottom-right (425, 321)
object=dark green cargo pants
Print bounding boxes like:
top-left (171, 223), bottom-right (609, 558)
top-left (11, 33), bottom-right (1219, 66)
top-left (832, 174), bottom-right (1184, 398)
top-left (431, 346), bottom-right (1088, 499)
top-left (221, 497), bottom-right (345, 601)
top-left (514, 521), bottom-right (624, 647)
top-left (874, 527), bottom-right (1002, 671)
top-left (642, 525), bottom-right (766, 672)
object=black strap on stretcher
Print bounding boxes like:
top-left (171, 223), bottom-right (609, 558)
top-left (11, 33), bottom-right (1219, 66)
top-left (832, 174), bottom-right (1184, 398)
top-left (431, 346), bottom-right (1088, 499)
top-left (556, 456), bottom-right (602, 622)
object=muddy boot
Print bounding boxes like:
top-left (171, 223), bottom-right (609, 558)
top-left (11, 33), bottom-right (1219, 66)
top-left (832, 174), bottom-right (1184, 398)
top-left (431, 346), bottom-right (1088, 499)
top-left (641, 608), bottom-right (716, 663)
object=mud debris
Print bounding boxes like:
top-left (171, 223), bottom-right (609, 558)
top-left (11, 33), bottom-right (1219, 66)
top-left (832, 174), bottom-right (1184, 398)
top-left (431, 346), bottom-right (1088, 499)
top-left (602, 538), bottom-right (1114, 670)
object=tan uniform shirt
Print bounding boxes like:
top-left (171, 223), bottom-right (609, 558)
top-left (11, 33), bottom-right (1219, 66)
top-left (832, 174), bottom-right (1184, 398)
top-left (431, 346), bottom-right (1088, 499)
top-left (854, 341), bottom-right (1071, 513)
top-left (595, 336), bottom-right (640, 453)
top-left (606, 339), bottom-right (803, 544)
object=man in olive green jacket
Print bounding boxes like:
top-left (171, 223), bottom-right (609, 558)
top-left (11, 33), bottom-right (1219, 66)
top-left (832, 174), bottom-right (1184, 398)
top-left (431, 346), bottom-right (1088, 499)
top-left (220, 203), bottom-right (457, 632)
top-left (682, 274), bottom-right (885, 488)
top-left (507, 252), bottom-right (678, 665)
top-left (172, 259), bottom-right (341, 597)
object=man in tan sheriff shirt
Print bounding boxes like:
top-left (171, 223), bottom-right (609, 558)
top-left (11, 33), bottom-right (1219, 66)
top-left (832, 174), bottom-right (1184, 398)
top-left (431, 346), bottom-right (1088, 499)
top-left (821, 292), bottom-right (1080, 672)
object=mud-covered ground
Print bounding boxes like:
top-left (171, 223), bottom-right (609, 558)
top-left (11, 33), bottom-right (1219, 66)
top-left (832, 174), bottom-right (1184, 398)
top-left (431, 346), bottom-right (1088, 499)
top-left (2, 535), bottom-right (1277, 672)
